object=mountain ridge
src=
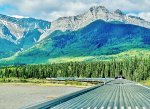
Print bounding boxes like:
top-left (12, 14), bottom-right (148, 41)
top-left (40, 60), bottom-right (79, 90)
top-left (38, 6), bottom-right (150, 41)
top-left (0, 6), bottom-right (150, 65)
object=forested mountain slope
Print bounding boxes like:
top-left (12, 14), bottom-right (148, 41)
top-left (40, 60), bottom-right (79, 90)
top-left (1, 20), bottom-right (149, 65)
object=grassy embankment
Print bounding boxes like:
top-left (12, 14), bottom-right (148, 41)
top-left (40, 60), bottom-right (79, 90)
top-left (140, 79), bottom-right (150, 86)
top-left (0, 78), bottom-right (94, 87)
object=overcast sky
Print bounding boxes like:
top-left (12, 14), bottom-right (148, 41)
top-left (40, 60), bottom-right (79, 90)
top-left (0, 0), bottom-right (150, 22)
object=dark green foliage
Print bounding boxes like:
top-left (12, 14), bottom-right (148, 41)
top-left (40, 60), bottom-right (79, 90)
top-left (0, 38), bottom-right (20, 58)
top-left (19, 29), bottom-right (42, 49)
top-left (0, 57), bottom-right (149, 82)
top-left (143, 35), bottom-right (150, 45)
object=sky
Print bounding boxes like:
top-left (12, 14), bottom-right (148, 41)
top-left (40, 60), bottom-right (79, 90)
top-left (0, 0), bottom-right (150, 22)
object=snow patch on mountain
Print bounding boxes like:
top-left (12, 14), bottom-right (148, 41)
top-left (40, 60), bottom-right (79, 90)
top-left (11, 15), bottom-right (29, 19)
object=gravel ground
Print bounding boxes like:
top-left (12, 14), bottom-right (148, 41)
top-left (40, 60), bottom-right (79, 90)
top-left (0, 84), bottom-right (84, 109)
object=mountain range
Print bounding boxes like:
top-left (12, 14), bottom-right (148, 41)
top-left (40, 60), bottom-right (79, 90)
top-left (0, 6), bottom-right (150, 65)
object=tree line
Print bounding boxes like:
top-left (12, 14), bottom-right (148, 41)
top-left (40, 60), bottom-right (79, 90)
top-left (0, 56), bottom-right (149, 82)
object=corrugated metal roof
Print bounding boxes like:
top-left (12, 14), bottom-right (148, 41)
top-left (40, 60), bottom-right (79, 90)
top-left (24, 79), bottom-right (150, 109)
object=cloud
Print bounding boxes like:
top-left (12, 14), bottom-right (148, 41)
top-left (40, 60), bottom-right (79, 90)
top-left (0, 0), bottom-right (150, 21)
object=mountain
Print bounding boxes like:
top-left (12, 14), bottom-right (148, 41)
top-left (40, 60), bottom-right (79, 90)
top-left (39, 6), bottom-right (150, 41)
top-left (0, 6), bottom-right (150, 65)
top-left (0, 14), bottom-right (51, 58)
top-left (1, 20), bottom-right (150, 65)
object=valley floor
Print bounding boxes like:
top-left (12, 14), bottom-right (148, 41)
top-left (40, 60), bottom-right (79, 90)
top-left (0, 83), bottom-right (84, 109)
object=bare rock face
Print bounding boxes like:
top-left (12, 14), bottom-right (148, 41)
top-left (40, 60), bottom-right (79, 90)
top-left (39, 6), bottom-right (150, 41)
top-left (0, 14), bottom-right (51, 58)
top-left (0, 14), bottom-right (50, 43)
top-left (114, 9), bottom-right (124, 15)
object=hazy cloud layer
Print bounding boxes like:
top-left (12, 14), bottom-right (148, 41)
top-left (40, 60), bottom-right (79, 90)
top-left (0, 0), bottom-right (150, 21)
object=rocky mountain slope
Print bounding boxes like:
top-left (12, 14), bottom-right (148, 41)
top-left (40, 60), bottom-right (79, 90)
top-left (0, 14), bottom-right (51, 58)
top-left (39, 6), bottom-right (150, 41)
